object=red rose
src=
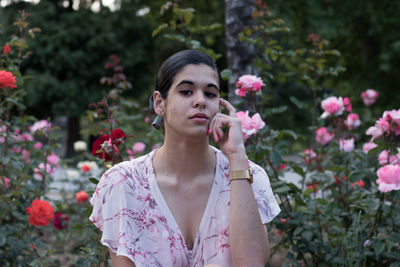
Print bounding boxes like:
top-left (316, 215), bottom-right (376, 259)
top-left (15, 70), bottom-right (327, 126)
top-left (53, 212), bottom-right (69, 230)
top-left (306, 183), bottom-right (319, 193)
top-left (0, 70), bottom-right (17, 89)
top-left (351, 180), bottom-right (365, 189)
top-left (280, 218), bottom-right (288, 224)
top-left (112, 128), bottom-right (126, 145)
top-left (92, 134), bottom-right (111, 160)
top-left (81, 164), bottom-right (91, 172)
top-left (76, 190), bottom-right (89, 203)
top-left (3, 44), bottom-right (11, 55)
top-left (26, 199), bottom-right (54, 226)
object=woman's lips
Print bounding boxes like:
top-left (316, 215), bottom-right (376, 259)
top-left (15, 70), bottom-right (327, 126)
top-left (190, 113), bottom-right (209, 122)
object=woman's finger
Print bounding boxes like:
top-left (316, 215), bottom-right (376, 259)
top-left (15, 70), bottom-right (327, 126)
top-left (215, 118), bottom-right (224, 141)
top-left (219, 98), bottom-right (236, 117)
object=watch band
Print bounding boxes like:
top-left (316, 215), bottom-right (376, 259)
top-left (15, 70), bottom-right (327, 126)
top-left (229, 168), bottom-right (253, 184)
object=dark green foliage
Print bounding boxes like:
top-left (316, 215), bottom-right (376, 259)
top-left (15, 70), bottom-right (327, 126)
top-left (269, 0), bottom-right (400, 111)
top-left (1, 0), bottom-right (155, 118)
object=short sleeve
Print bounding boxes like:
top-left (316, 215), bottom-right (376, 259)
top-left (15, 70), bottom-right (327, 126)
top-left (250, 163), bottom-right (281, 224)
top-left (89, 162), bottom-right (147, 266)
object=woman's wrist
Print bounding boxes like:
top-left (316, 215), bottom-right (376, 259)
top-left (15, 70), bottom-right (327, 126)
top-left (228, 151), bottom-right (249, 170)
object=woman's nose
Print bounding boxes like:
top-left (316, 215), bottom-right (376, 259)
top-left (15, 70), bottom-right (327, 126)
top-left (193, 91), bottom-right (206, 108)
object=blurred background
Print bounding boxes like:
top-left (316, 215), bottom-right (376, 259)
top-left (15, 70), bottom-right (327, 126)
top-left (1, 0), bottom-right (399, 157)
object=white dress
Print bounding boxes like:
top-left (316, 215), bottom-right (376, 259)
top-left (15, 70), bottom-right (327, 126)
top-left (89, 146), bottom-right (280, 266)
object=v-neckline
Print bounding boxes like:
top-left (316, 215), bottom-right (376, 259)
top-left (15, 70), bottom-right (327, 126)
top-left (148, 147), bottom-right (219, 255)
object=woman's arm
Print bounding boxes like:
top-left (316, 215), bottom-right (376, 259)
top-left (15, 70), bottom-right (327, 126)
top-left (228, 156), bottom-right (270, 266)
top-left (210, 99), bottom-right (270, 266)
top-left (109, 249), bottom-right (136, 267)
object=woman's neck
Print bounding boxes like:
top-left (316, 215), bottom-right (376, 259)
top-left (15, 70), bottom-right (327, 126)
top-left (154, 134), bottom-right (215, 182)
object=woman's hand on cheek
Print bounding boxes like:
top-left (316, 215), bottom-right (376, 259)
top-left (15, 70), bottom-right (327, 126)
top-left (208, 98), bottom-right (246, 157)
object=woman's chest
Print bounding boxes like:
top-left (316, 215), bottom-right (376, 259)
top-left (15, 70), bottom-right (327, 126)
top-left (157, 177), bottom-right (214, 249)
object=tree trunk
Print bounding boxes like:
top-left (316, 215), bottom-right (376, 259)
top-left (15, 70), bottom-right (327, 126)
top-left (225, 0), bottom-right (258, 104)
top-left (66, 116), bottom-right (80, 158)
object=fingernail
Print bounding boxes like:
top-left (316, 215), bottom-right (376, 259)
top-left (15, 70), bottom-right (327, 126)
top-left (208, 128), bottom-right (211, 134)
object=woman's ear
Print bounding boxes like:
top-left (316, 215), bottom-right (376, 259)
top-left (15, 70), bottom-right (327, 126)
top-left (153, 91), bottom-right (165, 116)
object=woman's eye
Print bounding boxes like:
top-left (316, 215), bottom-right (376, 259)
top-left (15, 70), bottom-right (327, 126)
top-left (205, 92), bottom-right (217, 98)
top-left (180, 90), bottom-right (192, 96)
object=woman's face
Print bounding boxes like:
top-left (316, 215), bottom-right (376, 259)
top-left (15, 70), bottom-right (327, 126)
top-left (156, 64), bottom-right (220, 138)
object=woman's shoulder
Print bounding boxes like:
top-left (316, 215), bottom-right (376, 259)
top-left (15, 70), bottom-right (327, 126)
top-left (98, 151), bottom-right (155, 187)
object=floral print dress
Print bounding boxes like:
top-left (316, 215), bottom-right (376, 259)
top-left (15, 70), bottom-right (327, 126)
top-left (89, 146), bottom-right (280, 266)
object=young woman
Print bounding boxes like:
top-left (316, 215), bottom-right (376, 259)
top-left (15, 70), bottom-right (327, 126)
top-left (89, 50), bottom-right (280, 267)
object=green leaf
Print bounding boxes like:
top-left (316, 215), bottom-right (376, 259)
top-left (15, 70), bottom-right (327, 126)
top-left (292, 165), bottom-right (305, 176)
top-left (293, 227), bottom-right (303, 236)
top-left (373, 241), bottom-right (385, 255)
top-left (220, 69), bottom-right (232, 80)
top-left (152, 23), bottom-right (168, 37)
top-left (286, 252), bottom-right (297, 263)
top-left (289, 96), bottom-right (306, 109)
top-left (0, 232), bottom-right (6, 246)
top-left (270, 150), bottom-right (282, 167)
top-left (263, 105), bottom-right (288, 116)
top-left (188, 40), bottom-right (201, 49)
top-left (274, 185), bottom-right (291, 194)
top-left (278, 129), bottom-right (298, 140)
top-left (89, 177), bottom-right (99, 184)
top-left (163, 34), bottom-right (185, 42)
top-left (302, 230), bottom-right (313, 241)
top-left (270, 50), bottom-right (279, 61)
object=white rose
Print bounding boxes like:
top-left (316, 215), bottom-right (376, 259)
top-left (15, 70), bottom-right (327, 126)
top-left (66, 169), bottom-right (80, 180)
top-left (73, 141), bottom-right (87, 152)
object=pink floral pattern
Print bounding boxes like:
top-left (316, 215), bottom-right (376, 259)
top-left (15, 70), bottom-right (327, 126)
top-left (90, 146), bottom-right (280, 266)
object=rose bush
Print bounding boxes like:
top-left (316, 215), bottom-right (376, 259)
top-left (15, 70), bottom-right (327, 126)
top-left (1, 4), bottom-right (399, 266)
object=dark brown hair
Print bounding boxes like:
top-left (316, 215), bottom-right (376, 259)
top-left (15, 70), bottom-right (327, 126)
top-left (155, 50), bottom-right (221, 99)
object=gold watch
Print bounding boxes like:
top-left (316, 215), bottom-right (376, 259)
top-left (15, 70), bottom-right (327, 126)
top-left (229, 168), bottom-right (253, 184)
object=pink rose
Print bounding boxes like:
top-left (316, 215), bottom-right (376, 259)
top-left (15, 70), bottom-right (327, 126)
top-left (383, 109), bottom-right (400, 125)
top-left (376, 164), bottom-right (400, 192)
top-left (235, 75), bottom-right (265, 97)
top-left (3, 176), bottom-right (10, 188)
top-left (376, 117), bottom-right (390, 133)
top-left (236, 111), bottom-right (266, 139)
top-left (47, 152), bottom-right (60, 167)
top-left (12, 147), bottom-right (21, 154)
top-left (320, 96), bottom-right (344, 119)
top-left (315, 127), bottom-right (335, 145)
top-left (34, 163), bottom-right (56, 179)
top-left (235, 88), bottom-right (247, 98)
top-left (377, 150), bottom-right (399, 165)
top-left (127, 142), bottom-right (146, 157)
top-left (362, 142), bottom-right (377, 154)
top-left (30, 120), bottom-right (52, 134)
top-left (22, 149), bottom-right (31, 163)
top-left (339, 138), bottom-right (355, 152)
top-left (361, 89), bottom-right (378, 106)
top-left (132, 142), bottom-right (146, 154)
top-left (366, 126), bottom-right (383, 140)
top-left (20, 133), bottom-right (33, 141)
top-left (345, 113), bottom-right (361, 130)
top-left (34, 142), bottom-right (43, 149)
top-left (343, 97), bottom-right (352, 112)
top-left (304, 149), bottom-right (317, 164)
